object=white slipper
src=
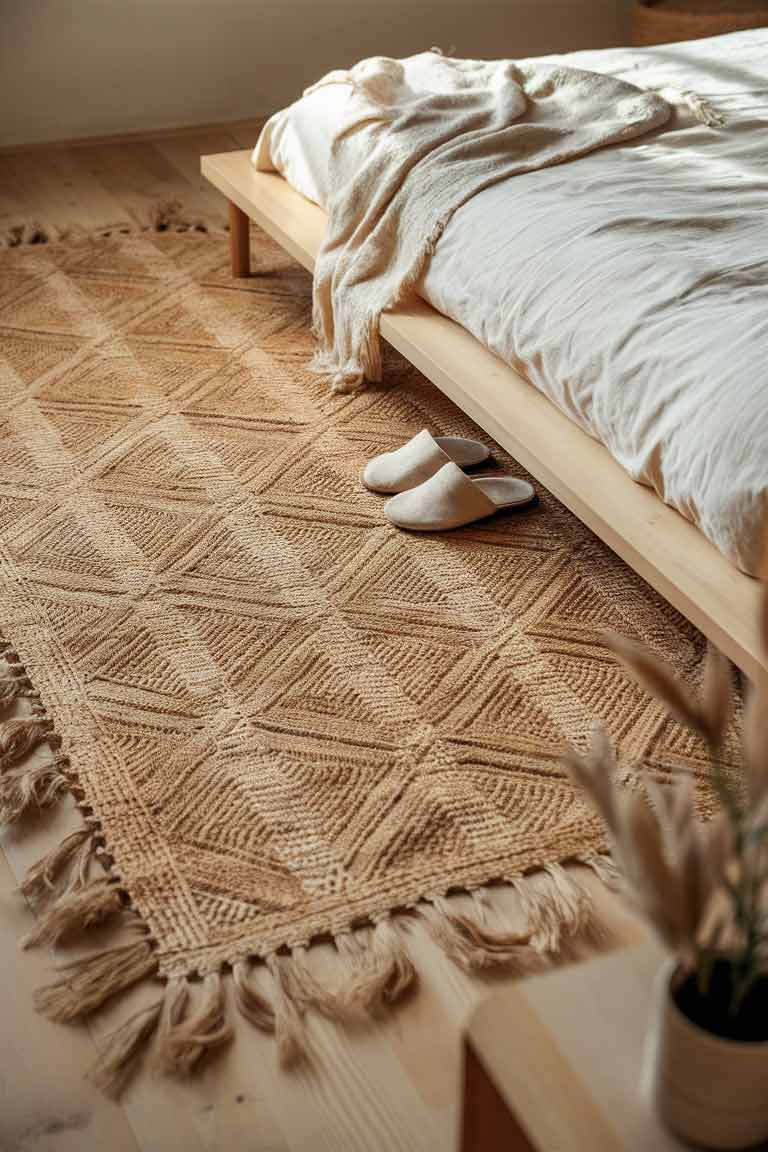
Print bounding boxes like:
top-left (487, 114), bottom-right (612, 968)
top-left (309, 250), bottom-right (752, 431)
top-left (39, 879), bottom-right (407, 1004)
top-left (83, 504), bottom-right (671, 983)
top-left (384, 462), bottom-right (536, 531)
top-left (362, 429), bottom-right (491, 494)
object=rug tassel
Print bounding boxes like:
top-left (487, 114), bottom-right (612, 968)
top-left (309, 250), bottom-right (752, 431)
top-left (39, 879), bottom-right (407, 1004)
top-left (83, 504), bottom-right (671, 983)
top-left (155, 977), bottom-right (188, 1064)
top-left (337, 918), bottom-right (416, 1014)
top-left (281, 944), bottom-right (347, 1019)
top-left (156, 972), bottom-right (232, 1076)
top-left (20, 828), bottom-right (96, 906)
top-left (21, 876), bottom-right (122, 948)
top-left (88, 998), bottom-right (164, 1099)
top-left (583, 852), bottom-right (622, 891)
top-left (0, 761), bottom-right (69, 823)
top-left (0, 674), bottom-right (31, 711)
top-left (34, 937), bottom-right (157, 1023)
top-left (232, 959), bottom-right (276, 1033)
top-left (509, 864), bottom-right (593, 953)
top-left (0, 716), bottom-right (51, 771)
top-left (426, 894), bottom-right (538, 974)
top-left (266, 954), bottom-right (308, 1067)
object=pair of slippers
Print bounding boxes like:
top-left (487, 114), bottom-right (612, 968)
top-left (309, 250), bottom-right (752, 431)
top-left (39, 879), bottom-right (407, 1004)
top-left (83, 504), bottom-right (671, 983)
top-left (362, 429), bottom-right (536, 531)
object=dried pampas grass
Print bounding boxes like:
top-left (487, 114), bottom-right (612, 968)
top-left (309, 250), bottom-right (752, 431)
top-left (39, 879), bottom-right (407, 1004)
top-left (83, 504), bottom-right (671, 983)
top-left (565, 576), bottom-right (768, 1014)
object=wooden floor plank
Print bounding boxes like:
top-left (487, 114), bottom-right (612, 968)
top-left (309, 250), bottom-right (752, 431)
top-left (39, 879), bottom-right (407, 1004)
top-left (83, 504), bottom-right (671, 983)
top-left (154, 131), bottom-right (245, 225)
top-left (0, 153), bottom-right (58, 236)
top-left (226, 121), bottom-right (266, 150)
top-left (0, 843), bottom-right (142, 1152)
top-left (50, 148), bottom-right (135, 233)
top-left (75, 141), bottom-right (201, 228)
top-left (0, 148), bottom-right (131, 239)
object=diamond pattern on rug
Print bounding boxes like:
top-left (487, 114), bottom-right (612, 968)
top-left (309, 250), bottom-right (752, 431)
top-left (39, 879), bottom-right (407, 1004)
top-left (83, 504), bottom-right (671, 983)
top-left (0, 228), bottom-right (741, 989)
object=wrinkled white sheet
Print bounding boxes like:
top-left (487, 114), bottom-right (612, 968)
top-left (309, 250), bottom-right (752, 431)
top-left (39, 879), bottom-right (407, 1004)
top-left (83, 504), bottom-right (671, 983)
top-left (254, 30), bottom-right (768, 574)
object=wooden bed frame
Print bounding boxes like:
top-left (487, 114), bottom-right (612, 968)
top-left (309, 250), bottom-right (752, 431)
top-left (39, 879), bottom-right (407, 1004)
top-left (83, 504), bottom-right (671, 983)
top-left (201, 149), bottom-right (765, 680)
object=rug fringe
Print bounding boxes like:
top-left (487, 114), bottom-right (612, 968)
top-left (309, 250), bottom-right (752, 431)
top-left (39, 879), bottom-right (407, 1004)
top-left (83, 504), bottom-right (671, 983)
top-left (426, 895), bottom-right (540, 975)
top-left (3, 634), bottom-right (620, 1097)
top-left (281, 943), bottom-right (347, 1019)
top-left (1, 202), bottom-right (228, 250)
top-left (78, 869), bottom-right (614, 1094)
top-left (23, 858), bottom-right (618, 1094)
top-left (33, 938), bottom-right (158, 1023)
top-left (155, 973), bottom-right (233, 1077)
top-left (154, 978), bottom-right (189, 1067)
top-left (0, 673), bottom-right (34, 710)
top-left (265, 954), bottom-right (309, 1067)
top-left (232, 958), bottom-right (276, 1033)
top-left (510, 861), bottom-right (594, 954)
top-left (20, 827), bottom-right (96, 906)
top-left (0, 759), bottom-right (69, 823)
top-left (14, 760), bottom-right (618, 1094)
top-left (581, 851), bottom-right (622, 890)
top-left (0, 715), bottom-right (52, 769)
top-left (343, 916), bottom-right (416, 1014)
top-left (88, 998), bottom-right (164, 1099)
top-left (21, 875), bottom-right (122, 948)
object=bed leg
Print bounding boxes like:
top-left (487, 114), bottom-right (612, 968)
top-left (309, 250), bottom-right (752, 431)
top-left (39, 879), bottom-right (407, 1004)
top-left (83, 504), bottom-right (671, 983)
top-left (229, 201), bottom-right (251, 277)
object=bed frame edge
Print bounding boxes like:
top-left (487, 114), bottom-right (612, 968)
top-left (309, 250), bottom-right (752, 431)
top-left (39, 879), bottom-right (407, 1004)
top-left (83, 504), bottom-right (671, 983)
top-left (201, 149), bottom-right (764, 680)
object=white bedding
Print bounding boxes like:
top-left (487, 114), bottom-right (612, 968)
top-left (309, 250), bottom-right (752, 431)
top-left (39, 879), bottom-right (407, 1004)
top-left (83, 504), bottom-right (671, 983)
top-left (254, 30), bottom-right (768, 575)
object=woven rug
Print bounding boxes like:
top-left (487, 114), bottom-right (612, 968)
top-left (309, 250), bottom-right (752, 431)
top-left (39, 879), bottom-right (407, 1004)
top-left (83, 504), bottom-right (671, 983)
top-left (0, 222), bottom-right (740, 1092)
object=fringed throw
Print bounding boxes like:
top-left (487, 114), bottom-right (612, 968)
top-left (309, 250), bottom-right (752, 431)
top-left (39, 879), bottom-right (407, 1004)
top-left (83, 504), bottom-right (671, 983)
top-left (293, 52), bottom-right (672, 394)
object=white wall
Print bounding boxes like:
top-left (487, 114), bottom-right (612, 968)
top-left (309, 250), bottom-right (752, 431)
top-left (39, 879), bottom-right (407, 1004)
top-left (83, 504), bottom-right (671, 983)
top-left (1, 0), bottom-right (632, 147)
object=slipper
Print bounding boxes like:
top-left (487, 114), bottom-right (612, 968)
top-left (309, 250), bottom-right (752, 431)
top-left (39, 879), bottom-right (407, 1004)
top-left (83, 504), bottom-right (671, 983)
top-left (384, 462), bottom-right (536, 531)
top-left (362, 429), bottom-right (491, 494)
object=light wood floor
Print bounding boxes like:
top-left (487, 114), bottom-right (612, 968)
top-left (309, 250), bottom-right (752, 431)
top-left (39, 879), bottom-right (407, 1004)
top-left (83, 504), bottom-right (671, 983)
top-left (0, 126), bottom-right (639, 1152)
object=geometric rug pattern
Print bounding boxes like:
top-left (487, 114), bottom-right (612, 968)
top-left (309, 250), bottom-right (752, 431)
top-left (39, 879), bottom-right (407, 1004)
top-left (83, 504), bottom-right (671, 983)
top-left (0, 228), bottom-right (738, 977)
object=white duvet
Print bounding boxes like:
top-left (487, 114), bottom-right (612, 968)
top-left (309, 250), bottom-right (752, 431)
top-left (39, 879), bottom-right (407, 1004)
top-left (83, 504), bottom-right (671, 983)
top-left (254, 30), bottom-right (768, 575)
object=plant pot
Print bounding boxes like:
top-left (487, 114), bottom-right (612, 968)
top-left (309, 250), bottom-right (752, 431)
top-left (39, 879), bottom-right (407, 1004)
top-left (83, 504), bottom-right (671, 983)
top-left (647, 959), bottom-right (768, 1149)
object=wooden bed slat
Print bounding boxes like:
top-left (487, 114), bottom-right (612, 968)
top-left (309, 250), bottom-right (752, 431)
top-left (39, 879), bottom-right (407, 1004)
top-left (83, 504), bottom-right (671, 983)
top-left (201, 150), bottom-right (764, 679)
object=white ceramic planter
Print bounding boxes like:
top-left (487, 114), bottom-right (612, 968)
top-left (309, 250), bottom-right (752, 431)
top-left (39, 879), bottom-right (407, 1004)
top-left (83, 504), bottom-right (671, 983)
top-left (648, 959), bottom-right (768, 1150)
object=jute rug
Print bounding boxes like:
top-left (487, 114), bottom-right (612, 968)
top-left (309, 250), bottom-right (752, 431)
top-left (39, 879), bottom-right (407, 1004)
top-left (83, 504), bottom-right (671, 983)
top-left (0, 221), bottom-right (740, 1093)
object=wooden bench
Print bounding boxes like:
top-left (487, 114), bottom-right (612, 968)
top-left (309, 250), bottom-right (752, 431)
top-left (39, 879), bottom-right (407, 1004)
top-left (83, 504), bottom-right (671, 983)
top-left (460, 942), bottom-right (683, 1152)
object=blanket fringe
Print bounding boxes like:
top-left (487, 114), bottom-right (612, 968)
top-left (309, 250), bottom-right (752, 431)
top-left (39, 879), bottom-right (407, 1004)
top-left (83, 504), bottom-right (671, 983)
top-left (678, 89), bottom-right (726, 128)
top-left (310, 307), bottom-right (383, 395)
top-left (647, 86), bottom-right (726, 129)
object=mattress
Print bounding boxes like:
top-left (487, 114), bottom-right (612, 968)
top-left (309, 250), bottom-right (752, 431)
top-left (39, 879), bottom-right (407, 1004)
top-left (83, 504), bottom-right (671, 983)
top-left (254, 30), bottom-right (768, 575)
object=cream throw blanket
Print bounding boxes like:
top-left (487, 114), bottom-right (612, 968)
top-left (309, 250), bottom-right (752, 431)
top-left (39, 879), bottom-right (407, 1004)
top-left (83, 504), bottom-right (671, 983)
top-left (310, 51), bottom-right (671, 394)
